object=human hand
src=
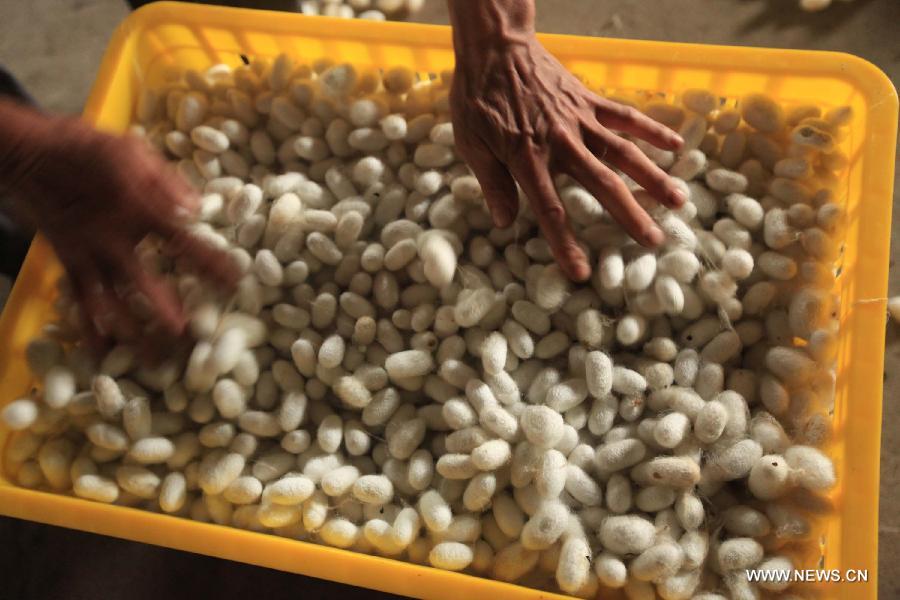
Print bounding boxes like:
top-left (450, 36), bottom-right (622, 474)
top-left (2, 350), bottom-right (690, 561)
top-left (1, 107), bottom-right (237, 348)
top-left (448, 4), bottom-right (685, 281)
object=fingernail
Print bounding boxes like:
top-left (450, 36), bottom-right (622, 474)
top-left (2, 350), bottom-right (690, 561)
top-left (671, 188), bottom-right (687, 207)
top-left (671, 133), bottom-right (684, 148)
top-left (571, 263), bottom-right (591, 283)
top-left (647, 226), bottom-right (666, 246)
top-left (490, 205), bottom-right (512, 229)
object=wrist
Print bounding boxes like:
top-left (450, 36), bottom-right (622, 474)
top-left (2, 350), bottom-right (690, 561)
top-left (0, 100), bottom-right (57, 192)
top-left (448, 0), bottom-right (535, 55)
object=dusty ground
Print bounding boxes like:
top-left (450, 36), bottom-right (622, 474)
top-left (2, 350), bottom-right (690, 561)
top-left (0, 0), bottom-right (898, 598)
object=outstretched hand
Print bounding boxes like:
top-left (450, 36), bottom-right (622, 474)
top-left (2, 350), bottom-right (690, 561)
top-left (449, 22), bottom-right (685, 281)
top-left (2, 106), bottom-right (237, 349)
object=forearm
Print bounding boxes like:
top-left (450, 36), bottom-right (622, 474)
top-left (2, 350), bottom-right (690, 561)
top-left (0, 98), bottom-right (55, 191)
top-left (447, 0), bottom-right (536, 52)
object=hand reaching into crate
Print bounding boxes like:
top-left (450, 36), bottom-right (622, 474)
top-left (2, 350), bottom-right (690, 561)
top-left (447, 0), bottom-right (685, 282)
top-left (0, 98), bottom-right (238, 348)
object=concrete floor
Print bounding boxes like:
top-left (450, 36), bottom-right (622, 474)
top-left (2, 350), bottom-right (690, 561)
top-left (0, 0), bottom-right (898, 598)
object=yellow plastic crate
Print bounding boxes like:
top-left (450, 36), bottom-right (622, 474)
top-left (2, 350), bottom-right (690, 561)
top-left (0, 2), bottom-right (896, 598)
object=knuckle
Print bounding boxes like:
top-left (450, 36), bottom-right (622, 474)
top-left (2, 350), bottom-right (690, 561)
top-left (593, 168), bottom-right (621, 191)
top-left (637, 222), bottom-right (660, 244)
top-left (603, 132), bottom-right (630, 155)
top-left (536, 200), bottom-right (567, 224)
top-left (547, 122), bottom-right (570, 142)
top-left (617, 140), bottom-right (644, 163)
top-left (620, 106), bottom-right (642, 126)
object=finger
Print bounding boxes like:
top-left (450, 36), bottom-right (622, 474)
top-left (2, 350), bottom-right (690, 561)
top-left (510, 150), bottom-right (591, 282)
top-left (118, 250), bottom-right (187, 337)
top-left (585, 128), bottom-right (686, 209)
top-left (159, 226), bottom-right (240, 289)
top-left (135, 328), bottom-right (181, 366)
top-left (565, 141), bottom-right (665, 248)
top-left (595, 98), bottom-right (683, 151)
top-left (125, 136), bottom-right (201, 223)
top-left (75, 269), bottom-right (140, 343)
top-left (66, 278), bottom-right (106, 356)
top-left (162, 164), bottom-right (202, 215)
top-left (459, 141), bottom-right (519, 228)
top-left (146, 161), bottom-right (201, 221)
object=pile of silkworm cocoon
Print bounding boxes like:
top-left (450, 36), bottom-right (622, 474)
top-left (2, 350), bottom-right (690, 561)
top-left (297, 0), bottom-right (424, 21)
top-left (2, 51), bottom-right (851, 599)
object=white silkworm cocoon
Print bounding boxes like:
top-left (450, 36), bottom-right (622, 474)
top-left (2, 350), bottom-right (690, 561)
top-left (584, 350), bottom-right (613, 398)
top-left (319, 518), bottom-right (359, 548)
top-left (604, 473), bottom-right (632, 514)
top-left (717, 537), bottom-right (764, 571)
top-left (594, 439), bottom-right (646, 473)
top-left (73, 474), bottom-right (120, 504)
top-left (675, 491), bottom-right (705, 531)
top-left (556, 536), bottom-right (592, 594)
top-left (611, 367), bottom-right (647, 396)
top-left (709, 439), bottom-right (763, 481)
top-left (128, 437), bottom-right (175, 464)
top-left (429, 542), bottom-right (474, 571)
top-left (754, 555), bottom-right (795, 592)
top-left (545, 379), bottom-right (588, 412)
top-left (635, 485), bottom-right (677, 512)
top-left (198, 451), bottom-right (245, 495)
top-left (632, 456), bottom-right (701, 488)
top-left (784, 445), bottom-right (836, 491)
top-left (534, 264), bottom-right (569, 310)
top-left (723, 505), bottom-right (771, 537)
top-left (158, 472), bottom-right (187, 513)
top-left (741, 93), bottom-right (784, 133)
top-left (565, 464), bottom-right (601, 506)
top-left (535, 449), bottom-right (567, 498)
top-left (115, 465), bottom-right (160, 499)
top-left (520, 501), bottom-right (569, 550)
top-left (471, 439), bottom-right (511, 471)
top-left (599, 515), bottom-right (656, 555)
top-left (788, 287), bottom-right (829, 340)
top-left (654, 412), bottom-right (691, 449)
top-left (765, 346), bottom-right (816, 385)
top-left (511, 300), bottom-right (551, 336)
top-left (387, 417), bottom-right (426, 459)
top-left (2, 399), bottom-right (39, 431)
top-left (624, 253), bottom-right (657, 292)
top-left (44, 366), bottom-right (76, 409)
top-left (616, 314), bottom-right (647, 346)
top-left (385, 350), bottom-right (434, 379)
top-left (492, 493), bottom-right (525, 538)
top-left (352, 474), bottom-right (394, 505)
top-left (418, 232), bottom-right (457, 289)
top-left (519, 405), bottom-right (565, 449)
top-left (321, 465), bottom-right (361, 497)
top-left (694, 400), bottom-right (728, 444)
top-left (630, 540), bottom-right (684, 582)
top-left (418, 489), bottom-right (452, 532)
top-left (266, 476), bottom-right (315, 505)
top-left (454, 288), bottom-right (497, 329)
top-left (670, 148), bottom-right (707, 180)
top-left (406, 449), bottom-right (434, 492)
top-left (480, 405), bottom-right (519, 441)
top-left (594, 552), bottom-right (628, 588)
top-left (463, 471), bottom-right (497, 511)
top-left (492, 542), bottom-right (539, 582)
